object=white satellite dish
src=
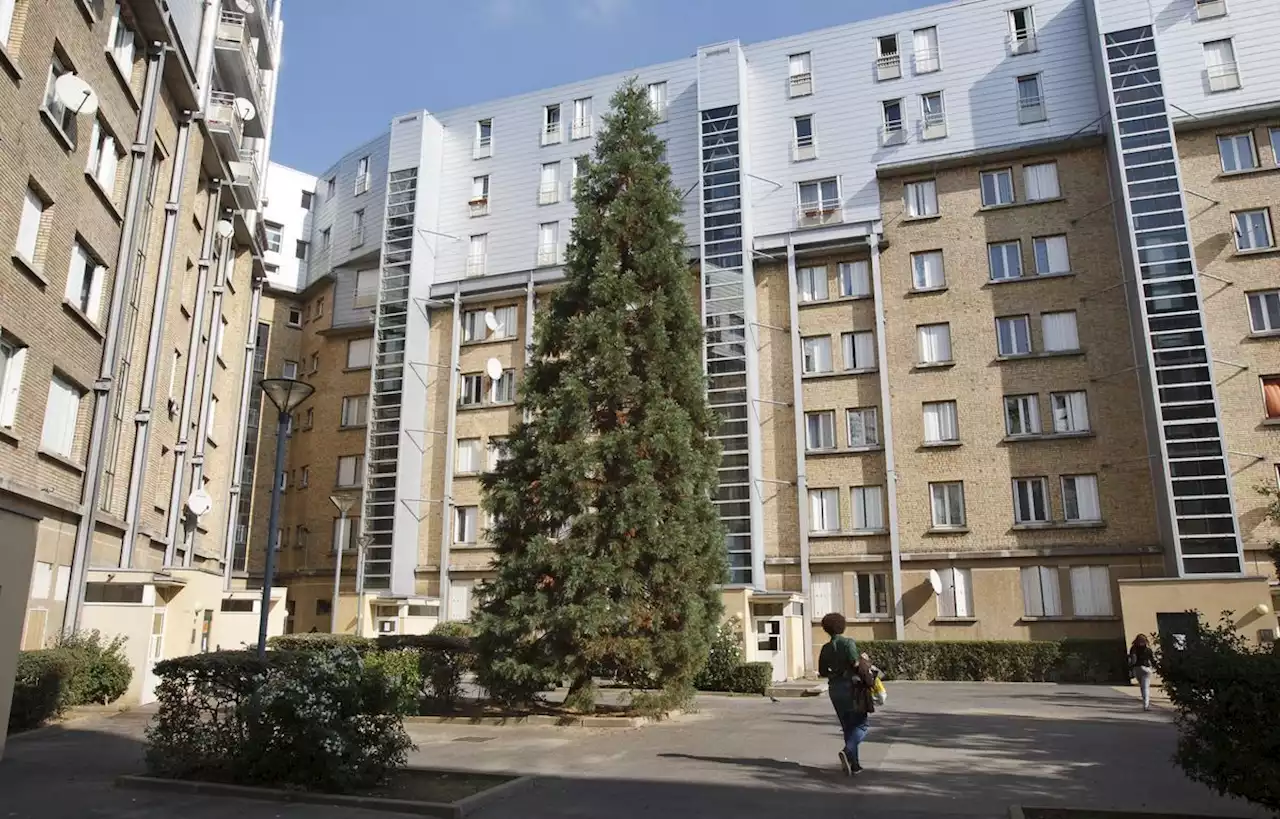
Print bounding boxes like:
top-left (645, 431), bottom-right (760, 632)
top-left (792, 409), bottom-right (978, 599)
top-left (234, 97), bottom-right (257, 123)
top-left (483, 312), bottom-right (500, 332)
top-left (54, 73), bottom-right (99, 117)
top-left (186, 489), bottom-right (213, 518)
top-left (484, 357), bottom-right (504, 381)
top-left (927, 569), bottom-right (943, 596)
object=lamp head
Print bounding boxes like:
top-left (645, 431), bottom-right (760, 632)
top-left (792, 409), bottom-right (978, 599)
top-left (259, 377), bottom-right (314, 413)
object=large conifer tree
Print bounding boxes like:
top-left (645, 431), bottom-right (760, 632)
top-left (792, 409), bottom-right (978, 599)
top-left (472, 80), bottom-right (726, 711)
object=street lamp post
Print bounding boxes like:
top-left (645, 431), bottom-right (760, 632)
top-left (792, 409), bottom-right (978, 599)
top-left (256, 377), bottom-right (314, 658)
top-left (354, 535), bottom-right (371, 637)
top-left (329, 494), bottom-right (357, 634)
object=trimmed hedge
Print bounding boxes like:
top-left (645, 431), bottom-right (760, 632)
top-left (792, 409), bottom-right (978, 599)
top-left (8, 650), bottom-right (75, 733)
top-left (859, 638), bottom-right (1127, 683)
top-left (694, 618), bottom-right (776, 694)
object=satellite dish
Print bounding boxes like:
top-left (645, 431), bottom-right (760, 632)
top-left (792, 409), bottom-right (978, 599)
top-left (214, 219), bottom-right (235, 239)
top-left (235, 0), bottom-right (254, 11)
top-left (234, 97), bottom-right (257, 122)
top-left (928, 569), bottom-right (943, 596)
top-left (483, 312), bottom-right (500, 332)
top-left (54, 73), bottom-right (99, 117)
top-left (186, 489), bottom-right (213, 518)
top-left (484, 357), bottom-right (504, 381)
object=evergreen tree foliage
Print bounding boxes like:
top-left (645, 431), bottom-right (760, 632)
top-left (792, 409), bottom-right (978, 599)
top-left (471, 79), bottom-right (726, 711)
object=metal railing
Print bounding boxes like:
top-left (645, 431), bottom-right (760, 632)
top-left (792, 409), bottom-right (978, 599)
top-left (474, 135), bottom-right (493, 159)
top-left (881, 121), bottom-right (907, 145)
top-left (1018, 94), bottom-right (1046, 122)
top-left (466, 255), bottom-right (486, 277)
top-left (542, 122), bottom-right (562, 145)
top-left (207, 90), bottom-right (244, 148)
top-left (538, 182), bottom-right (560, 205)
top-left (1206, 64), bottom-right (1240, 92)
top-left (468, 197), bottom-right (490, 217)
top-left (914, 48), bottom-right (941, 73)
top-left (1008, 29), bottom-right (1038, 55)
top-left (571, 117), bottom-right (593, 140)
top-left (922, 110), bottom-right (947, 138)
top-left (536, 246), bottom-right (561, 267)
top-left (789, 72), bottom-right (813, 96)
top-left (796, 198), bottom-right (843, 227)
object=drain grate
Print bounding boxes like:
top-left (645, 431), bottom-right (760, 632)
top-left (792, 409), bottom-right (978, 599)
top-left (452, 736), bottom-right (495, 743)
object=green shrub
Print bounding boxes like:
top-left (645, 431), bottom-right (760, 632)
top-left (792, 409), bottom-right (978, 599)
top-left (51, 630), bottom-right (132, 705)
top-left (267, 633), bottom-right (373, 652)
top-left (361, 649), bottom-right (422, 715)
top-left (692, 619), bottom-right (773, 694)
top-left (728, 662), bottom-right (773, 695)
top-left (8, 650), bottom-right (75, 733)
top-left (145, 649), bottom-right (414, 793)
top-left (431, 621), bottom-right (473, 639)
top-left (859, 638), bottom-right (1127, 683)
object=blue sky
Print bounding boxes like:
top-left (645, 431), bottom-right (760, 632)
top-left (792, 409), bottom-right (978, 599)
top-left (271, 0), bottom-right (935, 173)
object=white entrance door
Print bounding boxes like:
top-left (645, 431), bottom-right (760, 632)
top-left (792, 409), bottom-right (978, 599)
top-left (141, 608), bottom-right (166, 704)
top-left (448, 580), bottom-right (473, 622)
top-left (753, 617), bottom-right (786, 682)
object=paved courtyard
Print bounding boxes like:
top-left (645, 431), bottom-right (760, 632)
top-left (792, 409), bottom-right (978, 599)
top-left (0, 683), bottom-right (1265, 819)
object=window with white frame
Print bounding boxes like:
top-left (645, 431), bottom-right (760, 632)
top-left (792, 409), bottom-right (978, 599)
top-left (923, 400), bottom-right (958, 444)
top-left (980, 168), bottom-right (1014, 207)
top-left (1004, 394), bottom-right (1041, 437)
top-left (40, 375), bottom-right (81, 458)
top-left (455, 438), bottom-right (483, 474)
top-left (921, 91), bottom-right (946, 138)
top-left (1051, 391), bottom-right (1090, 434)
top-left (491, 369), bottom-right (515, 403)
top-left (797, 266), bottom-right (828, 302)
top-left (1, 0), bottom-right (17, 47)
top-left (340, 394), bottom-right (368, 427)
top-left (911, 250), bottom-right (945, 290)
top-left (810, 573), bottom-right (843, 619)
top-left (107, 5), bottom-right (136, 77)
top-left (86, 118), bottom-right (121, 199)
top-left (287, 306), bottom-right (303, 327)
top-left (937, 566), bottom-right (973, 617)
top-left (461, 309), bottom-right (485, 343)
top-left (851, 485), bottom-right (885, 531)
top-left (1217, 133), bottom-right (1257, 172)
top-left (0, 335), bottom-right (28, 429)
top-left (876, 34), bottom-right (901, 80)
top-left (320, 228), bottom-right (331, 250)
top-left (1033, 235), bottom-right (1070, 275)
top-left (805, 410), bottom-right (836, 451)
top-left (264, 222), bottom-right (283, 253)
top-left (539, 161), bottom-right (561, 205)
top-left (913, 26), bottom-right (940, 73)
top-left (295, 240), bottom-right (308, 261)
top-left (459, 374), bottom-right (483, 406)
top-left (15, 185), bottom-right (47, 268)
top-left (454, 506), bottom-right (479, 544)
top-left (207, 396), bottom-right (218, 438)
top-left (471, 174), bottom-right (490, 214)
top-left (918, 323), bottom-right (952, 364)
top-left (491, 305), bottom-right (518, 339)
top-left (571, 155), bottom-right (589, 199)
top-left (1009, 6), bottom-right (1036, 51)
top-left (1070, 565), bottom-right (1112, 615)
top-left (282, 359), bottom-right (297, 380)
top-left (798, 178), bottom-right (839, 214)
top-left (355, 156), bottom-right (371, 195)
top-left (1024, 162), bottom-right (1061, 201)
top-left (1203, 38), bottom-right (1240, 92)
top-left (838, 261), bottom-right (871, 298)
top-left (346, 337), bottom-right (372, 369)
top-left (542, 104), bottom-right (561, 144)
top-left (487, 436), bottom-right (508, 471)
top-left (1247, 290), bottom-right (1280, 334)
top-left (809, 488), bottom-right (840, 533)
top-left (794, 115), bottom-right (816, 160)
top-left (989, 241), bottom-right (1023, 281)
top-left (65, 240), bottom-right (105, 323)
top-left (354, 269), bottom-right (378, 308)
top-left (1017, 74), bottom-right (1046, 122)
top-left (856, 572), bottom-right (890, 616)
top-left (1042, 311), bottom-right (1080, 352)
top-left (1234, 209), bottom-right (1274, 251)
top-left (537, 222), bottom-right (559, 266)
top-left (1271, 128), bottom-right (1280, 167)
top-left (332, 515), bottom-right (358, 554)
top-left (572, 97), bottom-right (593, 139)
top-left (842, 331), bottom-right (876, 371)
top-left (1062, 475), bottom-right (1102, 522)
top-left (997, 315), bottom-right (1032, 356)
top-left (846, 407), bottom-right (879, 448)
top-left (801, 335), bottom-right (833, 374)
top-left (467, 234), bottom-right (488, 275)
top-left (351, 209), bottom-right (365, 247)
top-left (930, 482), bottom-right (965, 528)
top-left (1013, 477), bottom-right (1050, 523)
top-left (1021, 567), bottom-right (1062, 617)
top-left (882, 98), bottom-right (905, 142)
top-left (475, 118), bottom-right (493, 156)
top-left (336, 455), bottom-right (364, 487)
top-left (788, 51), bottom-right (812, 96)
top-left (647, 81), bottom-right (668, 118)
top-left (905, 179), bottom-right (938, 217)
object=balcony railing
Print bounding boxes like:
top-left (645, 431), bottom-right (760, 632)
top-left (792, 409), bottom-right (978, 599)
top-left (792, 134), bottom-right (817, 162)
top-left (914, 48), bottom-right (941, 74)
top-left (571, 117), bottom-right (593, 140)
top-left (474, 135), bottom-right (493, 159)
top-left (1206, 63), bottom-right (1241, 92)
top-left (216, 10), bottom-right (263, 99)
top-left (1008, 29), bottom-right (1038, 55)
top-left (538, 182), bottom-right (560, 205)
top-left (542, 122), bottom-right (562, 146)
top-left (1195, 0), bottom-right (1227, 19)
top-left (536, 245), bottom-right (562, 267)
top-left (1017, 94), bottom-right (1047, 123)
top-left (650, 100), bottom-right (669, 121)
top-left (875, 54), bottom-right (901, 81)
top-left (468, 197), bottom-right (490, 217)
top-left (207, 90), bottom-right (244, 148)
top-left (922, 111), bottom-right (948, 140)
top-left (789, 71), bottom-right (813, 97)
top-left (466, 255), bottom-right (486, 277)
top-left (796, 199), bottom-right (843, 228)
top-left (881, 120), bottom-right (907, 146)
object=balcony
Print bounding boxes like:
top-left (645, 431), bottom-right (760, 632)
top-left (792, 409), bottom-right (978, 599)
top-left (571, 117), bottom-right (593, 140)
top-left (228, 148), bottom-right (261, 210)
top-left (796, 199), bottom-right (843, 229)
top-left (213, 12), bottom-right (266, 141)
top-left (1206, 63), bottom-right (1241, 92)
top-left (1008, 29), bottom-right (1038, 55)
top-left (914, 48), bottom-right (941, 74)
top-left (538, 182), bottom-right (560, 205)
top-left (922, 111), bottom-right (948, 140)
top-left (541, 122), bottom-right (562, 146)
top-left (473, 136), bottom-right (493, 159)
top-left (875, 54), bottom-right (901, 81)
top-left (1195, 0), bottom-right (1227, 19)
top-left (207, 91), bottom-right (245, 158)
top-left (650, 100), bottom-right (669, 122)
top-left (468, 197), bottom-right (490, 217)
top-left (1018, 95), bottom-right (1047, 124)
top-left (466, 256), bottom-right (486, 277)
top-left (793, 134), bottom-right (817, 162)
top-left (881, 121), bottom-right (907, 146)
top-left (789, 71), bottom-right (813, 97)
top-left (536, 245), bottom-right (563, 267)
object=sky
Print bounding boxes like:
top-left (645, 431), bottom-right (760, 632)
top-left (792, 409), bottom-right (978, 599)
top-left (270, 0), bottom-right (936, 174)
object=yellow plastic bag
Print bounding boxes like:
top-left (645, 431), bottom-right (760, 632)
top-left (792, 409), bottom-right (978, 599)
top-left (872, 676), bottom-right (887, 706)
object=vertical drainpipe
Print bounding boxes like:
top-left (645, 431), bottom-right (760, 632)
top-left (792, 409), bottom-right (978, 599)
top-left (784, 237), bottom-right (814, 674)
top-left (193, 0), bottom-right (219, 109)
top-left (63, 45), bottom-right (165, 635)
top-left (870, 232), bottom-right (905, 641)
top-left (437, 289), bottom-right (462, 621)
top-left (222, 283), bottom-right (263, 587)
top-left (184, 231), bottom-right (234, 565)
top-left (121, 113), bottom-right (195, 566)
top-left (165, 182), bottom-right (224, 564)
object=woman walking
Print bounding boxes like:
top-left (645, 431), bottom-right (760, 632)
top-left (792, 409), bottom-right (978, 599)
top-left (1128, 633), bottom-right (1156, 711)
top-left (818, 613), bottom-right (876, 775)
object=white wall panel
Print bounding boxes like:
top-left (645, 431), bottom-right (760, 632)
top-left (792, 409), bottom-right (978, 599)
top-left (307, 133), bottom-right (391, 288)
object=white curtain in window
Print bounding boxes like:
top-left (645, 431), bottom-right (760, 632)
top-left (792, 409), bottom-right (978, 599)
top-left (923, 401), bottom-right (958, 442)
top-left (905, 180), bottom-right (938, 217)
top-left (1063, 474), bottom-right (1101, 521)
top-left (918, 324), bottom-right (951, 363)
top-left (1024, 163), bottom-right (1060, 201)
top-left (912, 251), bottom-right (944, 289)
top-left (17, 188), bottom-right (43, 262)
top-left (455, 507), bottom-right (478, 543)
top-left (1052, 391), bottom-right (1090, 433)
top-left (913, 27), bottom-right (939, 71)
top-left (838, 261), bottom-right (870, 297)
top-left (843, 331), bottom-right (875, 370)
top-left (456, 439), bottom-right (481, 473)
top-left (492, 306), bottom-right (517, 338)
top-left (803, 337), bottom-right (832, 372)
top-left (0, 343), bottom-right (26, 427)
top-left (810, 573), bottom-right (842, 619)
top-left (809, 489), bottom-right (840, 532)
top-left (1035, 235), bottom-right (1070, 274)
top-left (806, 412), bottom-right (834, 450)
top-left (41, 376), bottom-right (79, 457)
top-left (798, 266), bottom-right (828, 302)
top-left (1021, 566), bottom-right (1062, 617)
top-left (0, 0), bottom-right (16, 46)
top-left (1202, 38), bottom-right (1234, 71)
top-left (1070, 565), bottom-right (1113, 616)
top-left (1042, 311), bottom-right (1079, 352)
top-left (847, 408), bottom-right (878, 447)
top-left (789, 53), bottom-right (810, 76)
top-left (852, 486), bottom-right (885, 530)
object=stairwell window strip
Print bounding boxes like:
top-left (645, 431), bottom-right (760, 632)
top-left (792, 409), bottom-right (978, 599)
top-left (980, 169), bottom-right (1014, 207)
top-left (911, 250), bottom-right (944, 290)
top-left (905, 179), bottom-right (938, 218)
top-left (1070, 566), bottom-right (1112, 616)
top-left (1051, 391), bottom-right (1090, 433)
top-left (805, 410), bottom-right (836, 451)
top-left (797, 266), bottom-right (828, 302)
top-left (938, 567), bottom-right (972, 617)
top-left (923, 400), bottom-right (958, 444)
top-left (1034, 235), bottom-right (1070, 275)
top-left (336, 455), bottom-right (364, 488)
top-left (1022, 567), bottom-right (1062, 617)
top-left (918, 323), bottom-right (951, 364)
top-left (809, 488), bottom-right (840, 533)
top-left (1217, 133), bottom-right (1257, 172)
top-left (1042, 311), bottom-right (1080, 352)
top-left (856, 573), bottom-right (890, 617)
top-left (65, 240), bottom-right (105, 324)
top-left (842, 331), bottom-right (876, 371)
top-left (1063, 475), bottom-right (1102, 523)
top-left (801, 336), bottom-right (833, 374)
top-left (1234, 209), bottom-right (1274, 251)
top-left (851, 486), bottom-right (885, 531)
top-left (1005, 394), bottom-right (1041, 436)
top-left (1247, 290), bottom-right (1280, 334)
top-left (839, 261), bottom-right (871, 298)
top-left (846, 407), bottom-right (879, 448)
top-left (1013, 477), bottom-right (1050, 524)
top-left (1024, 162), bottom-right (1061, 201)
top-left (41, 375), bottom-right (81, 458)
top-left (0, 336), bottom-right (27, 429)
top-left (455, 438), bottom-right (483, 474)
top-left (997, 315), bottom-right (1032, 356)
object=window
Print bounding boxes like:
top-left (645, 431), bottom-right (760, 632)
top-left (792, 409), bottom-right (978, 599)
top-left (340, 395), bottom-right (368, 427)
top-left (468, 234), bottom-right (487, 275)
top-left (0, 336), bottom-right (27, 428)
top-left (980, 169), bottom-right (1014, 207)
top-left (911, 250), bottom-right (945, 290)
top-left (923, 400), bottom-right (958, 444)
top-left (537, 222), bottom-right (559, 266)
top-left (838, 261), bottom-right (871, 297)
top-left (354, 156), bottom-right (371, 195)
top-left (937, 567), bottom-right (973, 617)
top-left (314, 298), bottom-right (325, 320)
top-left (1034, 235), bottom-right (1070, 275)
top-left (455, 438), bottom-right (483, 473)
top-left (921, 91), bottom-right (946, 138)
top-left (475, 119), bottom-right (493, 156)
top-left (851, 486), bottom-right (885, 531)
top-left (1009, 7), bottom-right (1037, 53)
top-left (303, 407), bottom-right (313, 428)
top-left (487, 436), bottom-right (508, 471)
top-left (470, 175), bottom-right (490, 215)
top-left (461, 309), bottom-right (485, 343)
top-left (1, 0), bottom-right (17, 47)
top-left (1013, 477), bottom-right (1050, 523)
top-left (788, 52), bottom-right (812, 97)
top-left (301, 190), bottom-right (314, 210)
top-left (491, 305), bottom-right (518, 339)
top-left (882, 98), bottom-right (905, 144)
top-left (1247, 290), bottom-right (1280, 334)
top-left (810, 573), bottom-right (843, 619)
top-left (459, 374), bottom-right (484, 406)
top-left (491, 369), bottom-right (515, 403)
top-left (542, 104), bottom-right (561, 145)
top-left (913, 26), bottom-right (939, 73)
top-left (805, 410), bottom-right (836, 451)
top-left (997, 315), bottom-right (1032, 356)
top-left (207, 396), bottom-right (218, 438)
top-left (15, 185), bottom-right (47, 267)
top-left (917, 323), bottom-right (952, 364)
top-left (354, 268), bottom-right (378, 308)
top-left (1005, 394), bottom-right (1041, 437)
top-left (1022, 567), bottom-right (1063, 617)
top-left (539, 161), bottom-right (561, 205)
top-left (930, 482), bottom-right (965, 528)
top-left (1195, 0), bottom-right (1228, 19)
top-left (798, 178), bottom-right (840, 215)
top-left (346, 337), bottom-right (372, 369)
top-left (1017, 74), bottom-right (1046, 123)
top-left (454, 507), bottom-right (479, 544)
top-left (904, 179), bottom-right (938, 218)
top-left (281, 360), bottom-right (298, 380)
top-left (647, 81), bottom-right (668, 119)
top-left (325, 177), bottom-right (336, 197)
top-left (336, 455), bottom-right (364, 487)
top-left (1217, 133), bottom-right (1257, 173)
top-left (1203, 39), bottom-right (1240, 92)
top-left (295, 240), bottom-right (309, 261)
top-left (1042, 311), bottom-right (1080, 353)
top-left (216, 317), bottom-right (228, 360)
top-left (86, 118), bottom-right (121, 198)
top-left (1063, 475), bottom-right (1102, 523)
top-left (840, 331), bottom-right (876, 371)
top-left (65, 240), bottom-right (105, 323)
top-left (1234, 209), bottom-right (1274, 251)
top-left (41, 375), bottom-right (81, 458)
top-left (571, 155), bottom-right (589, 199)
top-left (856, 573), bottom-right (890, 616)
top-left (793, 115), bottom-right (816, 161)
top-left (107, 6), bottom-right (135, 77)
top-left (332, 515), bottom-right (358, 553)
top-left (351, 209), bottom-right (365, 247)
top-left (1272, 128), bottom-right (1280, 168)
top-left (572, 97), bottom-right (593, 139)
top-left (801, 336), bottom-right (832, 374)
top-left (808, 488), bottom-right (840, 533)
top-left (1051, 391), bottom-right (1091, 433)
top-left (795, 266), bottom-right (828, 303)
top-left (263, 222), bottom-right (282, 253)
top-left (1070, 566), bottom-right (1112, 616)
top-left (989, 241), bottom-right (1023, 281)
top-left (846, 407), bottom-right (879, 448)
top-left (287, 307), bottom-right (303, 327)
top-left (1024, 162), bottom-right (1060, 201)
top-left (1262, 376), bottom-right (1280, 419)
top-left (320, 228), bottom-right (331, 251)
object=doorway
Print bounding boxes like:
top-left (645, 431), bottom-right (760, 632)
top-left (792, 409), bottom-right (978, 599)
top-left (752, 617), bottom-right (785, 682)
top-left (141, 608), bottom-right (167, 704)
top-left (1156, 611), bottom-right (1199, 652)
